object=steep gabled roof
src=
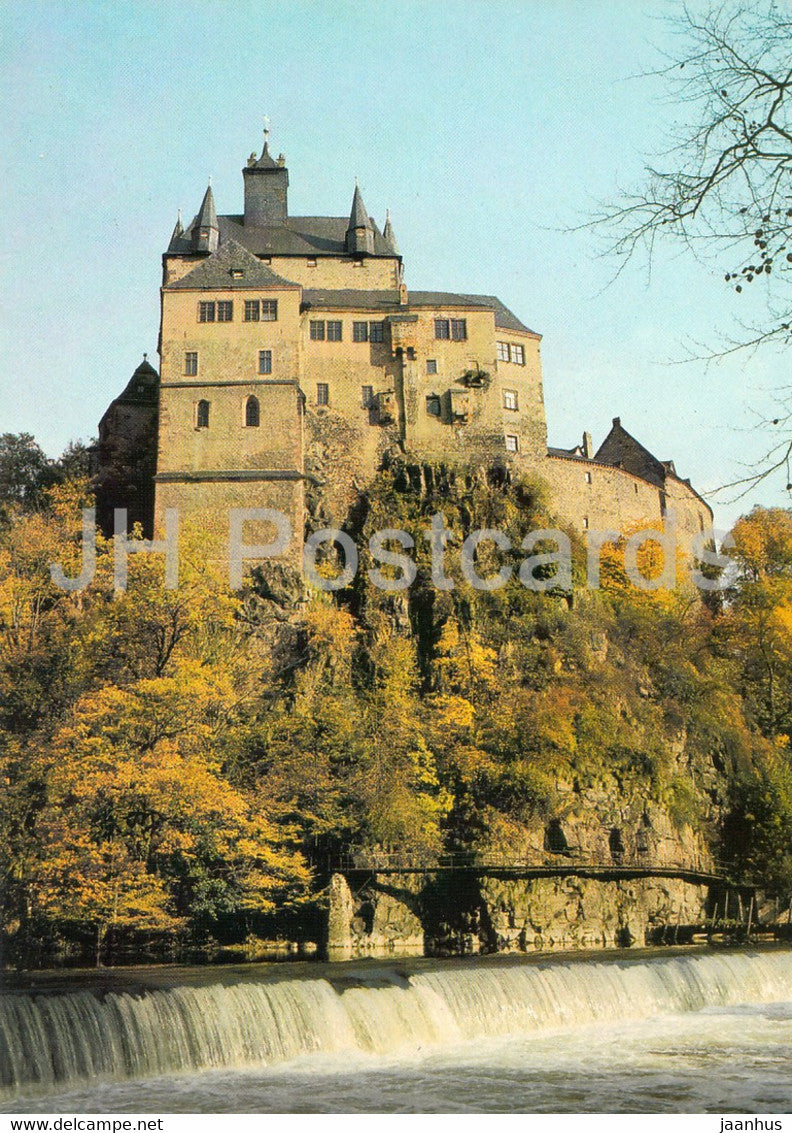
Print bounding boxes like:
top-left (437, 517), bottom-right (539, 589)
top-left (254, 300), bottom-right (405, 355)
top-left (594, 418), bottom-right (669, 488)
top-left (165, 239), bottom-right (299, 291)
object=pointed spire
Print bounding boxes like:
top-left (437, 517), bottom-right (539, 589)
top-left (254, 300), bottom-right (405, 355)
top-left (250, 121), bottom-right (278, 169)
top-left (168, 209), bottom-right (184, 251)
top-left (383, 209), bottom-right (399, 254)
top-left (191, 184), bottom-right (219, 253)
top-left (346, 182), bottom-right (374, 254)
top-left (194, 184), bottom-right (218, 230)
top-left (349, 182), bottom-right (370, 229)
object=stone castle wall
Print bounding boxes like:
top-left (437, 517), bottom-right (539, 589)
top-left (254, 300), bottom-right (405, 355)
top-left (545, 454), bottom-right (711, 552)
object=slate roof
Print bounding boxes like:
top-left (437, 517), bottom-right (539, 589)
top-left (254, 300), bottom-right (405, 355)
top-left (165, 239), bottom-right (300, 291)
top-left (349, 184), bottom-right (370, 229)
top-left (409, 292), bottom-right (537, 335)
top-left (193, 185), bottom-right (218, 232)
top-left (301, 289), bottom-right (402, 311)
top-left (249, 141), bottom-right (280, 170)
top-left (168, 214), bottom-right (397, 257)
top-left (99, 360), bottom-right (159, 429)
top-left (299, 288), bottom-right (536, 334)
top-left (382, 211), bottom-right (399, 254)
top-left (547, 445), bottom-right (588, 461)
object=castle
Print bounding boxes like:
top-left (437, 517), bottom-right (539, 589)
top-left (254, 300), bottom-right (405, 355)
top-left (95, 132), bottom-right (712, 560)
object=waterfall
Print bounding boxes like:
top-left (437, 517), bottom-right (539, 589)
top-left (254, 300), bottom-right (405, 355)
top-left (2, 951), bottom-right (791, 1096)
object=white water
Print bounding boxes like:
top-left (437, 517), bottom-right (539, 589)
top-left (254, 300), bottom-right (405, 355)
top-left (2, 951), bottom-right (792, 1111)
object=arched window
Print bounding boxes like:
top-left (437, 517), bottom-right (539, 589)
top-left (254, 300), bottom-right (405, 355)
top-left (196, 399), bottom-right (210, 429)
top-left (245, 396), bottom-right (260, 427)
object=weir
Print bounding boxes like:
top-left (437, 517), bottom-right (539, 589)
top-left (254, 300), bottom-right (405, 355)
top-left (2, 950), bottom-right (791, 1098)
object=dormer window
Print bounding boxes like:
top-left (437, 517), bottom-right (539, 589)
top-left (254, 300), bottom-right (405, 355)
top-left (231, 269), bottom-right (244, 279)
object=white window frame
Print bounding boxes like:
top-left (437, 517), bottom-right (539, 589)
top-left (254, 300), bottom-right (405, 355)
top-left (503, 389), bottom-right (518, 411)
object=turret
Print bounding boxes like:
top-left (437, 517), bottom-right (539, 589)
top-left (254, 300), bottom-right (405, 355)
top-left (383, 209), bottom-right (399, 255)
top-left (191, 185), bottom-right (218, 253)
top-left (346, 182), bottom-right (374, 255)
top-left (167, 210), bottom-right (184, 252)
top-left (243, 128), bottom-right (289, 225)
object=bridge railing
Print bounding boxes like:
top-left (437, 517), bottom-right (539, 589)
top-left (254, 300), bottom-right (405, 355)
top-left (333, 848), bottom-right (730, 877)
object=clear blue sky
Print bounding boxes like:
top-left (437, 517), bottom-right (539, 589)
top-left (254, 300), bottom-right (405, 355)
top-left (2, 0), bottom-right (788, 529)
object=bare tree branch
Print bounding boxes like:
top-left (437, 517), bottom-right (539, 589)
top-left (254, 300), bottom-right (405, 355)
top-left (587, 3), bottom-right (792, 494)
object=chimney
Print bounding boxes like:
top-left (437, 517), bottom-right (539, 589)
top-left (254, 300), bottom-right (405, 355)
top-left (582, 431), bottom-right (593, 459)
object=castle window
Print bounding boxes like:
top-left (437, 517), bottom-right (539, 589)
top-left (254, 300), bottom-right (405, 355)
top-left (369, 321), bottom-right (384, 343)
top-left (434, 319), bottom-right (450, 340)
top-left (307, 257), bottom-right (317, 268)
top-left (699, 513), bottom-right (705, 533)
top-left (583, 516), bottom-right (590, 529)
top-left (505, 434), bottom-right (519, 452)
top-left (362, 385), bottom-right (374, 409)
top-left (245, 396), bottom-right (260, 428)
top-left (353, 321), bottom-right (369, 342)
top-left (184, 351), bottom-right (198, 376)
top-left (261, 299), bottom-right (278, 321)
top-left (217, 301), bottom-right (233, 322)
top-left (634, 483), bottom-right (639, 494)
top-left (503, 389), bottom-right (518, 411)
top-left (196, 399), bottom-right (210, 429)
top-left (244, 300), bottom-right (260, 321)
top-left (258, 350), bottom-right (272, 375)
top-left (310, 320), bottom-right (325, 341)
top-left (426, 394), bottom-right (442, 417)
top-left (327, 320), bottom-right (342, 341)
top-left (198, 301), bottom-right (216, 323)
top-left (451, 319), bottom-right (467, 341)
top-left (585, 471), bottom-right (592, 484)
top-left (317, 382), bottom-right (329, 406)
top-left (497, 341), bottom-right (509, 362)
top-left (426, 359), bottom-right (438, 375)
top-left (509, 343), bottom-right (525, 365)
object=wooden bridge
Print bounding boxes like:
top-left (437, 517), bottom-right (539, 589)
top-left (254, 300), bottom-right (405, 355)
top-left (333, 849), bottom-right (731, 888)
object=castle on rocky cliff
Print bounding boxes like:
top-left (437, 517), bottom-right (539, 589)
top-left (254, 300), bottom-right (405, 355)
top-left (94, 131), bottom-right (712, 554)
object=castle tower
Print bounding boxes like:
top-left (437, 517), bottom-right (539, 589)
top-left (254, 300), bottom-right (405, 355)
top-left (345, 183), bottom-right (374, 255)
top-left (243, 130), bottom-right (289, 225)
top-left (191, 185), bottom-right (219, 253)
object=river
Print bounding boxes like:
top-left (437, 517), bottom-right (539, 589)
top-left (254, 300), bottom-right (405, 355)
top-left (2, 949), bottom-right (791, 1113)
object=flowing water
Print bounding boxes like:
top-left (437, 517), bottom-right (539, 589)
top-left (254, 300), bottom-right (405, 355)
top-left (2, 950), bottom-right (791, 1113)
